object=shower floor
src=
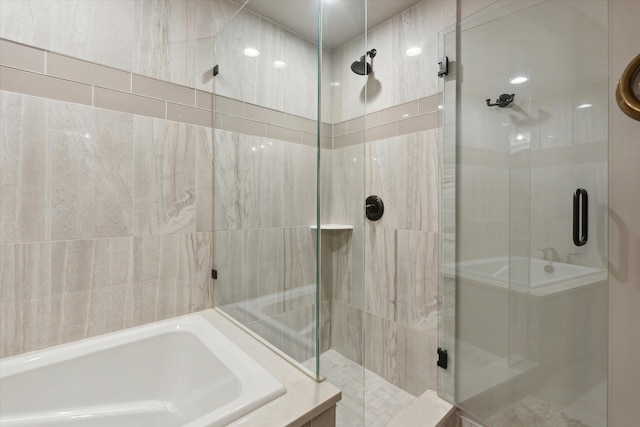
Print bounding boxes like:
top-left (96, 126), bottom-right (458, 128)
top-left (303, 350), bottom-right (415, 427)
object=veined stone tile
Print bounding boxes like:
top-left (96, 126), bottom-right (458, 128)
top-left (194, 232), bottom-right (214, 312)
top-left (397, 320), bottom-right (437, 396)
top-left (0, 92), bottom-right (50, 244)
top-left (48, 0), bottom-right (136, 73)
top-left (331, 300), bottom-right (364, 365)
top-left (0, 300), bottom-right (23, 358)
top-left (366, 129), bottom-right (438, 232)
top-left (133, 117), bottom-right (196, 235)
top-left (320, 148), bottom-right (333, 225)
top-left (51, 105), bottom-right (134, 240)
top-left (132, 233), bottom-right (196, 325)
top-left (329, 226), bottom-right (364, 310)
top-left (282, 142), bottom-right (316, 227)
top-left (133, 0), bottom-right (189, 85)
top-left (212, 129), bottom-right (243, 231)
top-left (212, 229), bottom-right (245, 317)
top-left (331, 144), bottom-right (366, 227)
top-left (364, 311), bottom-right (398, 386)
top-left (0, 242), bottom-right (49, 304)
top-left (283, 227), bottom-right (317, 310)
top-left (365, 227), bottom-right (397, 321)
top-left (240, 134), bottom-right (284, 229)
top-left (196, 126), bottom-right (215, 232)
top-left (51, 237), bottom-right (133, 296)
top-left (244, 228), bottom-right (284, 305)
top-left (0, 242), bottom-right (50, 357)
top-left (0, 2), bottom-right (52, 51)
top-left (396, 230), bottom-right (438, 326)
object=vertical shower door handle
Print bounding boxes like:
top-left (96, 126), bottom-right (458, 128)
top-left (573, 188), bottom-right (588, 246)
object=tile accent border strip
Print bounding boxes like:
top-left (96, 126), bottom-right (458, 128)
top-left (333, 94), bottom-right (441, 148)
top-left (214, 95), bottom-right (333, 149)
top-left (1, 37), bottom-right (440, 147)
top-left (0, 38), bottom-right (213, 127)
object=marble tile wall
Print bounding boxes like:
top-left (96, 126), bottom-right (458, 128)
top-left (322, 0), bottom-right (455, 398)
top-left (213, 5), bottom-right (333, 121)
top-left (1, 0), bottom-right (451, 405)
top-left (0, 0), bottom-right (336, 362)
top-left (328, 128), bottom-right (441, 396)
top-left (0, 90), bottom-right (214, 358)
top-left (0, 0), bottom-right (241, 90)
top-left (211, 128), bottom-right (331, 362)
top-left (0, 28), bottom-right (332, 359)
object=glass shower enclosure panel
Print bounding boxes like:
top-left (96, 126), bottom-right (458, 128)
top-left (210, 0), bottom-right (324, 375)
top-left (441, 1), bottom-right (608, 426)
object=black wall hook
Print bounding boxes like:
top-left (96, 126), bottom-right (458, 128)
top-left (486, 93), bottom-right (515, 107)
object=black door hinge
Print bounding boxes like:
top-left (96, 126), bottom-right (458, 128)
top-left (438, 56), bottom-right (448, 78)
top-left (211, 269), bottom-right (217, 280)
top-left (213, 64), bottom-right (219, 77)
top-left (437, 347), bottom-right (448, 369)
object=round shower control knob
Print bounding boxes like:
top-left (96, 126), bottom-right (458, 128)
top-left (365, 195), bottom-right (384, 221)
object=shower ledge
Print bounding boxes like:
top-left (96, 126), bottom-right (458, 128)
top-left (310, 224), bottom-right (354, 230)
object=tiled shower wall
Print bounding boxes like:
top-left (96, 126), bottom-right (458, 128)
top-left (0, 0), bottom-right (243, 358)
top-left (327, 0), bottom-right (456, 397)
top-left (0, 2), bottom-right (336, 364)
top-left (213, 4), bottom-right (333, 121)
top-left (0, 0), bottom-right (242, 90)
top-left (0, 67), bottom-right (216, 358)
top-left (2, 0), bottom-right (454, 404)
top-left (209, 0), bottom-right (454, 393)
top-left (207, 4), bottom-right (333, 364)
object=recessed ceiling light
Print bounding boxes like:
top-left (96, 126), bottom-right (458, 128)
top-left (273, 60), bottom-right (286, 69)
top-left (510, 76), bottom-right (528, 84)
top-left (243, 48), bottom-right (259, 57)
top-left (577, 103), bottom-right (592, 109)
top-left (406, 47), bottom-right (422, 57)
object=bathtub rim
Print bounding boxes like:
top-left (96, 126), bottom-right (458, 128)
top-left (0, 311), bottom-right (287, 427)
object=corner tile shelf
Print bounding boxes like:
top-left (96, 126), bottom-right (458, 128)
top-left (310, 224), bottom-right (354, 230)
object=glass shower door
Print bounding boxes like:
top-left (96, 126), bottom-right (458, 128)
top-left (441, 1), bottom-right (608, 426)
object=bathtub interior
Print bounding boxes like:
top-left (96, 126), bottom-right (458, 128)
top-left (0, 314), bottom-right (286, 427)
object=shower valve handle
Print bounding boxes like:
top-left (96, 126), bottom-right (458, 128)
top-left (365, 195), bottom-right (384, 221)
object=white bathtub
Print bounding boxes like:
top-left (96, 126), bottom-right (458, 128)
top-left (0, 311), bottom-right (286, 427)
